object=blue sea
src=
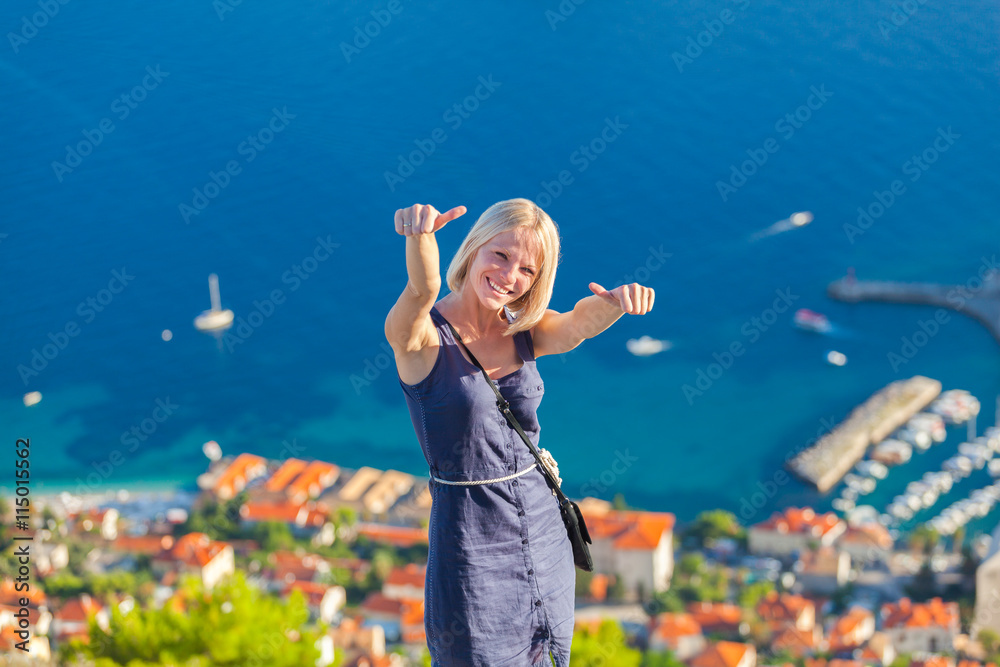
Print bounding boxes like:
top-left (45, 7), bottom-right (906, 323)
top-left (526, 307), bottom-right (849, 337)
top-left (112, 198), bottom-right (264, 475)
top-left (2, 0), bottom-right (999, 536)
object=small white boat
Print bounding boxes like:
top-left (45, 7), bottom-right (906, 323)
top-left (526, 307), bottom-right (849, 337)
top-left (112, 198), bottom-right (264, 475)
top-left (22, 391), bottom-right (42, 407)
top-left (872, 439), bottom-right (913, 465)
top-left (856, 460), bottom-right (888, 479)
top-left (826, 350), bottom-right (847, 366)
top-left (794, 309), bottom-right (832, 334)
top-left (626, 335), bottom-right (672, 357)
top-left (790, 211), bottom-right (814, 227)
top-left (202, 440), bottom-right (222, 461)
top-left (896, 427), bottom-right (931, 451)
top-left (194, 273), bottom-right (235, 331)
top-left (989, 459), bottom-right (1000, 478)
top-left (832, 498), bottom-right (855, 513)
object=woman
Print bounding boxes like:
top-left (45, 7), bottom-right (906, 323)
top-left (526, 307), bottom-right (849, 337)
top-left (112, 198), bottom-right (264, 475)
top-left (385, 199), bottom-right (654, 666)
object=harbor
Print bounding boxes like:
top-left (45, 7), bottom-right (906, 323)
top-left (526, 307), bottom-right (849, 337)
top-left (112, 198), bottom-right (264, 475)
top-left (827, 265), bottom-right (1000, 344)
top-left (787, 375), bottom-right (942, 493)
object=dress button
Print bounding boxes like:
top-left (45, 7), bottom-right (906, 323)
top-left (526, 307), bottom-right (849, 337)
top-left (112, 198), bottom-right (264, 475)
top-left (535, 600), bottom-right (542, 607)
top-left (527, 569), bottom-right (533, 575)
top-left (522, 538), bottom-right (528, 545)
top-left (517, 510), bottom-right (525, 516)
top-left (512, 480), bottom-right (518, 486)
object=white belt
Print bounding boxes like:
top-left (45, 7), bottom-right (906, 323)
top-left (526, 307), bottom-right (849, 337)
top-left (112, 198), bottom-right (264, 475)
top-left (430, 463), bottom-right (537, 486)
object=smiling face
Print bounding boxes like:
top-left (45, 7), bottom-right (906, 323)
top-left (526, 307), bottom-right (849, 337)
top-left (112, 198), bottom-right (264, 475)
top-left (469, 226), bottom-right (540, 311)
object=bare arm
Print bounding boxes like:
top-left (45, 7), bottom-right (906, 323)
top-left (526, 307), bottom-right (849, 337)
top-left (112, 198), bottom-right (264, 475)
top-left (385, 204), bottom-right (467, 353)
top-left (533, 282), bottom-right (654, 357)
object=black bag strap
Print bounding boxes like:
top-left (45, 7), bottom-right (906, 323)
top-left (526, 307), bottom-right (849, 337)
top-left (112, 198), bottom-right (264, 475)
top-left (442, 318), bottom-right (574, 507)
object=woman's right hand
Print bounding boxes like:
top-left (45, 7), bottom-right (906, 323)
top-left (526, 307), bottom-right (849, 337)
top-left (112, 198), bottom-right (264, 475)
top-left (395, 203), bottom-right (467, 236)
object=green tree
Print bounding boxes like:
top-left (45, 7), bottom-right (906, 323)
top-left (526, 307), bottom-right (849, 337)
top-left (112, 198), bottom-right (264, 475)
top-left (61, 570), bottom-right (321, 666)
top-left (738, 580), bottom-right (774, 610)
top-left (613, 493), bottom-right (630, 511)
top-left (642, 649), bottom-right (686, 667)
top-left (571, 619), bottom-right (641, 666)
top-left (908, 525), bottom-right (939, 555)
top-left (978, 628), bottom-right (999, 656)
top-left (686, 510), bottom-right (746, 548)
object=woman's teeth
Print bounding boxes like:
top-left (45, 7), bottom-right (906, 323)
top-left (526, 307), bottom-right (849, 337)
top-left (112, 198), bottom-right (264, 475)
top-left (488, 277), bottom-right (510, 295)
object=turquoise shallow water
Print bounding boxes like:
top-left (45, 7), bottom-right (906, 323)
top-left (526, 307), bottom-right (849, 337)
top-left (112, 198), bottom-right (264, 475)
top-left (2, 0), bottom-right (999, 534)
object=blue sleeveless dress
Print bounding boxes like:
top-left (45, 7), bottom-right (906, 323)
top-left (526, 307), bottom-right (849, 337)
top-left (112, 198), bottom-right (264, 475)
top-left (397, 304), bottom-right (575, 666)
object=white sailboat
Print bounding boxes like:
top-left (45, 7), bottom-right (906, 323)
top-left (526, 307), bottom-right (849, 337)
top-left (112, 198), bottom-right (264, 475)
top-left (194, 273), bottom-right (234, 331)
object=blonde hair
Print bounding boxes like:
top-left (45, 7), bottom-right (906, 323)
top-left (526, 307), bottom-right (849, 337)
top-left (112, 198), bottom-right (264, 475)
top-left (445, 198), bottom-right (561, 337)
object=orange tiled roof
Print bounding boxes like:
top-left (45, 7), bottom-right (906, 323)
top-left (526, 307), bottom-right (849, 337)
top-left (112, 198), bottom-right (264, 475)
top-left (385, 563), bottom-right (425, 589)
top-left (242, 499), bottom-right (329, 527)
top-left (55, 594), bottom-right (103, 623)
top-left (650, 613), bottom-right (703, 641)
top-left (881, 597), bottom-right (959, 630)
top-left (265, 458), bottom-right (309, 492)
top-left (911, 657), bottom-right (955, 667)
top-left (772, 626), bottom-right (819, 653)
top-left (0, 578), bottom-right (46, 606)
top-left (214, 452), bottom-right (267, 498)
top-left (356, 523), bottom-right (428, 547)
top-left (753, 507), bottom-right (843, 538)
top-left (828, 607), bottom-right (873, 649)
top-left (111, 534), bottom-right (175, 554)
top-left (168, 532), bottom-right (230, 568)
top-left (283, 580), bottom-right (335, 606)
top-left (839, 523), bottom-right (893, 550)
top-left (360, 591), bottom-right (421, 617)
top-left (582, 509), bottom-right (675, 551)
top-left (286, 460), bottom-right (339, 502)
top-left (686, 602), bottom-right (744, 630)
top-left (757, 591), bottom-right (814, 625)
top-left (690, 641), bottom-right (754, 667)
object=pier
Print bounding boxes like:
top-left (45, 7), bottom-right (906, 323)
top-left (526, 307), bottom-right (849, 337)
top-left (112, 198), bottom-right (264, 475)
top-left (787, 375), bottom-right (942, 493)
top-left (827, 266), bottom-right (1000, 344)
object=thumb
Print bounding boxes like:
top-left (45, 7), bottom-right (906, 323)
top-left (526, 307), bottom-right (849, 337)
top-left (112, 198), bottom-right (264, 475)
top-left (589, 282), bottom-right (606, 296)
top-left (434, 206), bottom-right (467, 231)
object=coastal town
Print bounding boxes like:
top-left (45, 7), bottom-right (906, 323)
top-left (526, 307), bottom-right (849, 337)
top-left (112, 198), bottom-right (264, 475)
top-left (1, 427), bottom-right (999, 666)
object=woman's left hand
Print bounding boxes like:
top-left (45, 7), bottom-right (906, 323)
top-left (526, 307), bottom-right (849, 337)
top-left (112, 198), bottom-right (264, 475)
top-left (589, 282), bottom-right (655, 315)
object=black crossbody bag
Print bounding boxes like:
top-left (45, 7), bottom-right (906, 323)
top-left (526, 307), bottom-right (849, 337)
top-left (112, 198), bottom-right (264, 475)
top-left (444, 320), bottom-right (594, 572)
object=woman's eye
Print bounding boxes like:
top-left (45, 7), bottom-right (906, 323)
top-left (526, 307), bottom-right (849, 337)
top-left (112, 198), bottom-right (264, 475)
top-left (496, 252), bottom-right (506, 260)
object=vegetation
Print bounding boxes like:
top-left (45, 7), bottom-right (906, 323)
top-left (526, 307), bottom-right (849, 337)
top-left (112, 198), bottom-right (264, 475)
top-left (685, 510), bottom-right (747, 549)
top-left (570, 619), bottom-right (642, 666)
top-left (60, 570), bottom-right (323, 666)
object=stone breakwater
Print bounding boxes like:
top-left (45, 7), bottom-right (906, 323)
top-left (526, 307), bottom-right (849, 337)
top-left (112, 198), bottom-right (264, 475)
top-left (787, 375), bottom-right (942, 492)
